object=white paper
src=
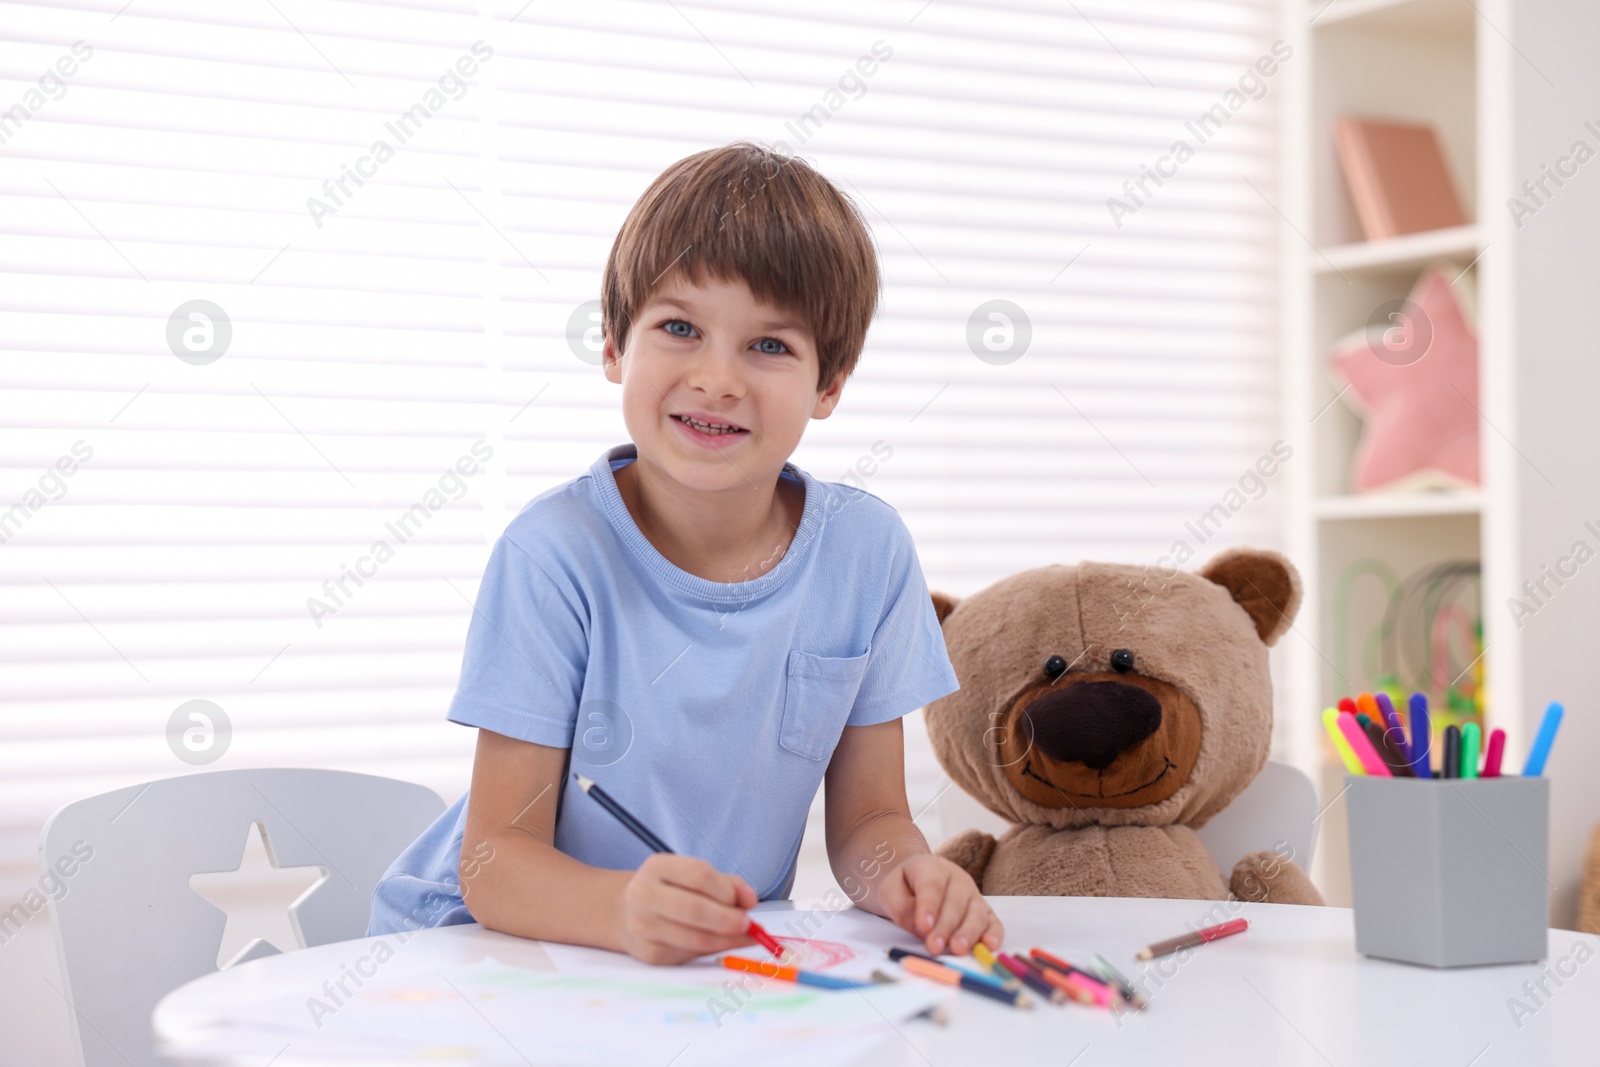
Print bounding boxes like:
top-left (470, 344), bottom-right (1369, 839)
top-left (163, 908), bottom-right (952, 1066)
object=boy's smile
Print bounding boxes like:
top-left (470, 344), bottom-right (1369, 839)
top-left (601, 273), bottom-right (844, 582)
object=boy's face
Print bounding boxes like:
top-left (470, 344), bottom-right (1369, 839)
top-left (602, 273), bottom-right (843, 493)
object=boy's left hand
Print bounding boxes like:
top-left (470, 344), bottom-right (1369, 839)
top-left (877, 853), bottom-right (1003, 956)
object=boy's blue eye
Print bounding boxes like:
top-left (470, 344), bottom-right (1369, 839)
top-left (663, 320), bottom-right (696, 338)
top-left (754, 338), bottom-right (788, 355)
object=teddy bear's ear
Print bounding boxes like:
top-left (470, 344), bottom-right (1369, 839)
top-left (930, 591), bottom-right (961, 626)
top-left (1198, 548), bottom-right (1302, 647)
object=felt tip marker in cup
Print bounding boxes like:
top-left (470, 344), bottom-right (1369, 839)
top-left (1408, 692), bottom-right (1433, 778)
top-left (1460, 721), bottom-right (1481, 780)
top-left (1442, 725), bottom-right (1461, 778)
top-left (1323, 708), bottom-right (1365, 774)
top-left (575, 774), bottom-right (787, 962)
top-left (1372, 693), bottom-right (1414, 777)
top-left (1336, 711), bottom-right (1392, 776)
top-left (1364, 717), bottom-right (1412, 777)
top-left (1523, 702), bottom-right (1564, 776)
top-left (1375, 692), bottom-right (1403, 736)
top-left (1482, 727), bottom-right (1507, 778)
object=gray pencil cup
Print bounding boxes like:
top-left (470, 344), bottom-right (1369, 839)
top-left (1345, 775), bottom-right (1549, 967)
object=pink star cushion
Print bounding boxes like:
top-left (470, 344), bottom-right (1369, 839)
top-left (1331, 266), bottom-right (1480, 493)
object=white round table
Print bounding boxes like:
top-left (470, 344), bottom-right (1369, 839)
top-left (154, 896), bottom-right (1600, 1066)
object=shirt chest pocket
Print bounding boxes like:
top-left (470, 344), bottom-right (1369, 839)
top-left (779, 647), bottom-right (872, 761)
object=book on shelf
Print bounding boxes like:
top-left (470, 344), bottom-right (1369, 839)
top-left (1334, 117), bottom-right (1466, 241)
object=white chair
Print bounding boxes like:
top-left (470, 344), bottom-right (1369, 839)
top-left (40, 768), bottom-right (445, 1067)
top-left (934, 758), bottom-right (1319, 878)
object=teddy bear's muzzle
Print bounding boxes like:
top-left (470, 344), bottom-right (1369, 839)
top-left (1020, 681), bottom-right (1163, 771)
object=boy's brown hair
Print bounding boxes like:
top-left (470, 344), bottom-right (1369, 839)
top-left (601, 142), bottom-right (879, 393)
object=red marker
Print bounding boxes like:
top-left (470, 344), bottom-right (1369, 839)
top-left (1482, 728), bottom-right (1507, 777)
top-left (1337, 696), bottom-right (1358, 715)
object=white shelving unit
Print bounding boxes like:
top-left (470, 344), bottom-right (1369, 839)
top-left (1280, 0), bottom-right (1600, 921)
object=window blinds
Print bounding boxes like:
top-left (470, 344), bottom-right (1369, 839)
top-left (1, 0), bottom-right (1283, 896)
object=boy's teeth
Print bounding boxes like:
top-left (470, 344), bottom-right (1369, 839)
top-left (679, 415), bottom-right (741, 435)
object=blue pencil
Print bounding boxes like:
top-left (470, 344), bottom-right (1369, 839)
top-left (574, 773), bottom-right (673, 852)
top-left (887, 947), bottom-right (1010, 991)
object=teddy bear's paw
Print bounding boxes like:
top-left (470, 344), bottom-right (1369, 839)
top-left (937, 829), bottom-right (998, 888)
top-left (1230, 850), bottom-right (1325, 906)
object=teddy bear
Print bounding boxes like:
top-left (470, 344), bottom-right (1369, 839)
top-left (924, 547), bottom-right (1323, 906)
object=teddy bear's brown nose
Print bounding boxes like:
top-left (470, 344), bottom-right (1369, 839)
top-left (1020, 682), bottom-right (1162, 770)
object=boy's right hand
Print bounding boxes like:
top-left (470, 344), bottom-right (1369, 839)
top-left (615, 853), bottom-right (759, 965)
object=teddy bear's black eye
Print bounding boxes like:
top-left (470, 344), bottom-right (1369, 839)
top-left (1111, 648), bottom-right (1135, 674)
top-left (1043, 655), bottom-right (1067, 679)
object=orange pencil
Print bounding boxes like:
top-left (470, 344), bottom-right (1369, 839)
top-left (1034, 963), bottom-right (1099, 1005)
top-left (896, 954), bottom-right (1032, 1008)
top-left (1026, 950), bottom-right (1117, 1008)
top-left (721, 955), bottom-right (872, 990)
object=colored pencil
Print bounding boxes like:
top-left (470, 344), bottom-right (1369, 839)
top-left (1059, 969), bottom-right (1116, 1006)
top-left (575, 773), bottom-right (787, 962)
top-left (972, 942), bottom-right (1022, 991)
top-left (1088, 953), bottom-right (1148, 1010)
top-left (1136, 918), bottom-right (1248, 960)
top-left (1027, 947), bottom-right (1109, 987)
top-left (1026, 949), bottom-right (1119, 1007)
top-left (888, 947), bottom-right (1009, 990)
top-left (576, 774), bottom-right (671, 851)
top-left (721, 955), bottom-right (873, 989)
top-left (893, 951), bottom-right (1032, 1008)
top-left (996, 952), bottom-right (1066, 1005)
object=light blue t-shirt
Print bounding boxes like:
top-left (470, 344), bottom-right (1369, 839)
top-left (367, 442), bottom-right (960, 936)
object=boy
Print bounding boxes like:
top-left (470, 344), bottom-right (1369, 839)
top-left (369, 141), bottom-right (1002, 964)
